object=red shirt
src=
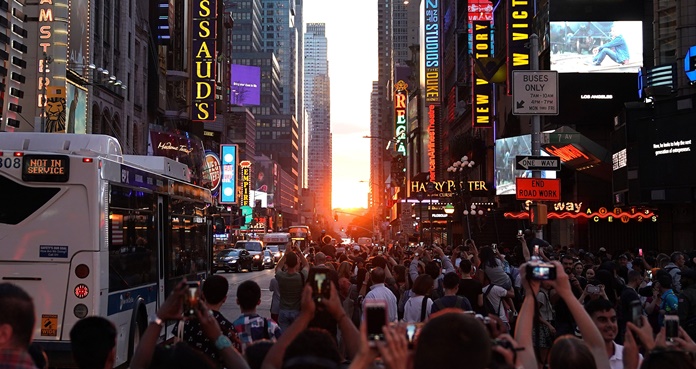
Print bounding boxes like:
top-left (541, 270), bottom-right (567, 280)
top-left (0, 350), bottom-right (39, 369)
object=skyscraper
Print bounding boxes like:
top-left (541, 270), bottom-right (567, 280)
top-left (304, 23), bottom-right (332, 219)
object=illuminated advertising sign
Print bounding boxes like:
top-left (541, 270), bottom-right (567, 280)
top-left (205, 152), bottom-right (221, 191)
top-left (220, 145), bottom-right (238, 204)
top-left (394, 80), bottom-right (408, 156)
top-left (423, 0), bottom-right (440, 104)
top-left (472, 21), bottom-right (493, 128)
top-left (231, 64), bottom-right (261, 106)
top-left (191, 0), bottom-right (217, 121)
top-left (467, 0), bottom-right (493, 50)
top-left (506, 0), bottom-right (533, 95)
top-left (240, 160), bottom-right (251, 207)
top-left (68, 0), bottom-right (90, 79)
top-left (427, 105), bottom-right (437, 181)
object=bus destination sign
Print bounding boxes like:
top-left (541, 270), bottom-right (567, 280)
top-left (22, 155), bottom-right (70, 182)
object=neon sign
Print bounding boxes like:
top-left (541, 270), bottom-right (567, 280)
top-left (472, 20), bottom-right (493, 128)
top-left (504, 206), bottom-right (657, 223)
top-left (220, 145), bottom-right (238, 204)
top-left (240, 160), bottom-right (251, 207)
top-left (190, 0), bottom-right (217, 121)
top-left (423, 0), bottom-right (440, 104)
top-left (506, 0), bottom-right (533, 94)
top-left (428, 105), bottom-right (437, 180)
top-left (394, 80), bottom-right (408, 156)
top-left (545, 144), bottom-right (590, 162)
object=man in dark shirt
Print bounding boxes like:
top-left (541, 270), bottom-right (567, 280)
top-left (617, 269), bottom-right (642, 344)
top-left (523, 229), bottom-right (550, 256)
top-left (432, 272), bottom-right (472, 314)
top-left (457, 259), bottom-right (483, 313)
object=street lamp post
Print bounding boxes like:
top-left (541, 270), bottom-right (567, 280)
top-left (425, 181), bottom-right (436, 246)
top-left (444, 203), bottom-right (455, 246)
top-left (415, 191), bottom-right (424, 242)
top-left (447, 156), bottom-right (476, 241)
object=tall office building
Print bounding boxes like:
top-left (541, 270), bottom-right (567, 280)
top-left (0, 0), bottom-right (28, 132)
top-left (304, 23), bottom-right (332, 218)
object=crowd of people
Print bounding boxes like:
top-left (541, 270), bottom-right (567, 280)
top-left (4, 229), bottom-right (696, 369)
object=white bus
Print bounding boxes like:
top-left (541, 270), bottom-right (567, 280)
top-left (0, 133), bottom-right (214, 367)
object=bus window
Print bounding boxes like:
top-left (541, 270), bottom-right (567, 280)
top-left (108, 186), bottom-right (157, 292)
top-left (0, 176), bottom-right (60, 225)
top-left (169, 199), bottom-right (210, 280)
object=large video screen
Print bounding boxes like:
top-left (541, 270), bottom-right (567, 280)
top-left (637, 113), bottom-right (696, 189)
top-left (230, 64), bottom-right (261, 106)
top-left (495, 135), bottom-right (557, 195)
top-left (550, 21), bottom-right (643, 73)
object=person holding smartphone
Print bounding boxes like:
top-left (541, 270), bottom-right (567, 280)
top-left (274, 242), bottom-right (309, 331)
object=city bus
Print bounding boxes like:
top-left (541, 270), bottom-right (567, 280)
top-left (0, 133), bottom-right (214, 367)
top-left (288, 225), bottom-right (312, 250)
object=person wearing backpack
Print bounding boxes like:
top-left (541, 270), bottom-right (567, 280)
top-left (482, 272), bottom-right (514, 328)
top-left (404, 274), bottom-right (434, 322)
top-left (232, 280), bottom-right (282, 353)
top-left (431, 272), bottom-right (472, 314)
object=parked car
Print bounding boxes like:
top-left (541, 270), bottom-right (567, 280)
top-left (213, 248), bottom-right (253, 273)
top-left (235, 240), bottom-right (265, 271)
top-left (263, 250), bottom-right (275, 269)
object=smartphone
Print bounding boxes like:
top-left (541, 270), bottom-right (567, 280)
top-left (587, 284), bottom-right (600, 294)
top-left (630, 300), bottom-right (643, 327)
top-left (665, 315), bottom-right (679, 342)
top-left (534, 245), bottom-right (540, 256)
top-left (639, 248), bottom-right (643, 256)
top-left (406, 323), bottom-right (418, 349)
top-left (518, 230), bottom-right (523, 237)
top-left (527, 263), bottom-right (557, 280)
top-left (312, 271), bottom-right (330, 303)
top-left (183, 281), bottom-right (200, 317)
top-left (365, 301), bottom-right (388, 346)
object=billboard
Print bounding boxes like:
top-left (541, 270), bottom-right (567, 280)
top-left (230, 64), bottom-right (261, 106)
top-left (220, 145), bottom-right (238, 204)
top-left (68, 0), bottom-right (90, 78)
top-left (394, 81), bottom-right (408, 156)
top-left (550, 21), bottom-right (643, 73)
top-left (506, 0), bottom-right (533, 94)
top-left (66, 82), bottom-right (88, 134)
top-left (495, 134), bottom-right (557, 195)
top-left (421, 0), bottom-right (441, 105)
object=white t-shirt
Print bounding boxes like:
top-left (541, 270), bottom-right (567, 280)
top-left (483, 284), bottom-right (509, 322)
top-left (403, 295), bottom-right (433, 323)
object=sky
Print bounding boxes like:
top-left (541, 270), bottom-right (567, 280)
top-left (303, 0), bottom-right (378, 209)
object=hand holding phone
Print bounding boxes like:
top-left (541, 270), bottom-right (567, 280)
top-left (183, 281), bottom-right (200, 317)
top-left (365, 300), bottom-right (388, 346)
top-left (312, 271), bottom-right (330, 304)
top-left (587, 284), bottom-right (600, 294)
top-left (665, 315), bottom-right (679, 342)
top-left (630, 300), bottom-right (643, 327)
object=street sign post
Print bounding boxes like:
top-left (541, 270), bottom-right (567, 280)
top-left (516, 155), bottom-right (561, 171)
top-left (516, 178), bottom-right (561, 202)
top-left (512, 70), bottom-right (559, 115)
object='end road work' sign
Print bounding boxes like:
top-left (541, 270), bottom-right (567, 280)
top-left (516, 178), bottom-right (561, 201)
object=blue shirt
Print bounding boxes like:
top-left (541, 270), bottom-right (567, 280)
top-left (599, 35), bottom-right (629, 63)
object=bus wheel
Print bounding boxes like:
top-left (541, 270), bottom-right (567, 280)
top-left (127, 308), bottom-right (146, 364)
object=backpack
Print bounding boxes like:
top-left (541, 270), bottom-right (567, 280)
top-left (483, 284), bottom-right (501, 316)
top-left (419, 296), bottom-right (430, 322)
top-left (433, 296), bottom-right (467, 312)
top-left (430, 278), bottom-right (444, 301)
top-left (348, 285), bottom-right (363, 327)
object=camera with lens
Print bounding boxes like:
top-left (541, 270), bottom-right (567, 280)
top-left (526, 261), bottom-right (557, 280)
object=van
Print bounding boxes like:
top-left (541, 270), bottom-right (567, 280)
top-left (264, 232), bottom-right (291, 262)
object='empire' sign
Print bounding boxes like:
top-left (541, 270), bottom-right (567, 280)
top-left (191, 0), bottom-right (217, 121)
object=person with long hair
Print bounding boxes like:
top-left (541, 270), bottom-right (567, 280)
top-left (479, 246), bottom-right (513, 290)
